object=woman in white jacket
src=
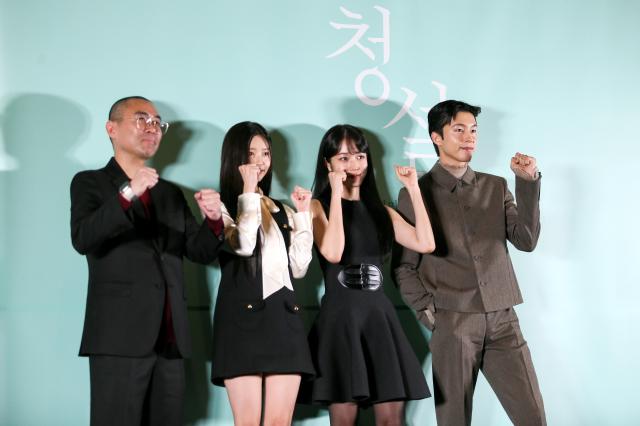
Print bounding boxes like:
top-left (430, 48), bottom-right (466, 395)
top-left (210, 121), bottom-right (315, 425)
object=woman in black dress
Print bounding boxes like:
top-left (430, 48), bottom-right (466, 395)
top-left (306, 124), bottom-right (435, 425)
top-left (211, 121), bottom-right (315, 425)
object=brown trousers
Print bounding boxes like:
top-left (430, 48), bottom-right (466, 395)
top-left (429, 308), bottom-right (546, 426)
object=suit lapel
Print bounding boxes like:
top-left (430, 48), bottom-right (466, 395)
top-left (148, 182), bottom-right (167, 253)
top-left (104, 157), bottom-right (129, 190)
top-left (103, 157), bottom-right (146, 220)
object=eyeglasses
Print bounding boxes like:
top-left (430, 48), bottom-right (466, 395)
top-left (132, 114), bottom-right (169, 134)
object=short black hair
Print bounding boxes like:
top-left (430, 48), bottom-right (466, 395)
top-left (428, 100), bottom-right (481, 156)
top-left (108, 96), bottom-right (150, 121)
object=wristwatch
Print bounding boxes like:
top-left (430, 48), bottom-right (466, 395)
top-left (119, 181), bottom-right (136, 202)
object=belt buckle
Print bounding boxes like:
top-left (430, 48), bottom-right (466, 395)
top-left (360, 264), bottom-right (381, 291)
top-left (338, 264), bottom-right (382, 291)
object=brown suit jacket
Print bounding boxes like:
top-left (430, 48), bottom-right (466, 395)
top-left (394, 162), bottom-right (541, 329)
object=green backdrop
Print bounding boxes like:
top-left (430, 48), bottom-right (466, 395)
top-left (1, 0), bottom-right (639, 424)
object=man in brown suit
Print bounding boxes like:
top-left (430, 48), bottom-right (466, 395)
top-left (394, 100), bottom-right (546, 425)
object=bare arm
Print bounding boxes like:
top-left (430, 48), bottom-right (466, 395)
top-left (389, 166), bottom-right (435, 253)
top-left (311, 196), bottom-right (344, 263)
top-left (311, 171), bottom-right (347, 263)
top-left (393, 185), bottom-right (436, 331)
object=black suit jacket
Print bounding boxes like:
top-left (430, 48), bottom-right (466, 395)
top-left (70, 158), bottom-right (223, 358)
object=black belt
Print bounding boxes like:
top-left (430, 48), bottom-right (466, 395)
top-left (337, 264), bottom-right (382, 291)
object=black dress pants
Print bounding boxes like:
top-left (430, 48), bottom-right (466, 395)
top-left (89, 351), bottom-right (185, 426)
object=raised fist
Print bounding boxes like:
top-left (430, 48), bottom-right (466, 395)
top-left (239, 164), bottom-right (261, 193)
top-left (195, 189), bottom-right (222, 221)
top-left (290, 186), bottom-right (312, 212)
top-left (394, 165), bottom-right (419, 189)
top-left (328, 170), bottom-right (346, 197)
top-left (130, 167), bottom-right (159, 196)
top-left (510, 152), bottom-right (538, 181)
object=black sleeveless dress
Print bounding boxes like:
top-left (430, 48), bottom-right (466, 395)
top-left (304, 199), bottom-right (430, 405)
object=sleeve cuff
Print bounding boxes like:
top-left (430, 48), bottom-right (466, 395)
top-left (292, 211), bottom-right (312, 231)
top-left (237, 192), bottom-right (261, 214)
top-left (516, 170), bottom-right (541, 183)
top-left (206, 217), bottom-right (224, 237)
top-left (118, 193), bottom-right (133, 210)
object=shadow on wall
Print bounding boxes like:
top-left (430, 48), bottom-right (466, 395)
top-left (1, 92), bottom-right (90, 301)
top-left (338, 96), bottom-right (421, 204)
top-left (0, 112), bottom-right (19, 171)
top-left (270, 123), bottom-right (328, 421)
top-left (151, 101), bottom-right (225, 189)
top-left (270, 123), bottom-right (326, 310)
top-left (470, 106), bottom-right (505, 172)
top-left (1, 93), bottom-right (92, 424)
top-left (151, 102), bottom-right (228, 424)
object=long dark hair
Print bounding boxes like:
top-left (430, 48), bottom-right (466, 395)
top-left (219, 121), bottom-right (272, 218)
top-left (312, 124), bottom-right (393, 254)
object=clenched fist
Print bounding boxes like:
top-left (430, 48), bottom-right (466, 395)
top-left (394, 165), bottom-right (419, 189)
top-left (328, 170), bottom-right (346, 198)
top-left (239, 164), bottom-right (261, 193)
top-left (290, 186), bottom-right (312, 212)
top-left (510, 152), bottom-right (539, 181)
top-left (195, 189), bottom-right (222, 221)
top-left (130, 167), bottom-right (159, 196)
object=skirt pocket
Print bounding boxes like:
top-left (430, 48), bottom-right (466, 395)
top-left (284, 299), bottom-right (304, 332)
top-left (233, 299), bottom-right (266, 331)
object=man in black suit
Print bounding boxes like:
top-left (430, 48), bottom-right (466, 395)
top-left (70, 96), bottom-right (224, 426)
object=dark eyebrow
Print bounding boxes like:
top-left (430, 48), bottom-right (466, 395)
top-left (134, 111), bottom-right (162, 120)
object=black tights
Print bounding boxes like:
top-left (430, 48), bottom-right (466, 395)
top-left (329, 401), bottom-right (404, 426)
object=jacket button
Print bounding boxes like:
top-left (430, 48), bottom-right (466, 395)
top-left (247, 304), bottom-right (253, 309)
top-left (294, 305), bottom-right (299, 312)
top-left (479, 281), bottom-right (487, 287)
